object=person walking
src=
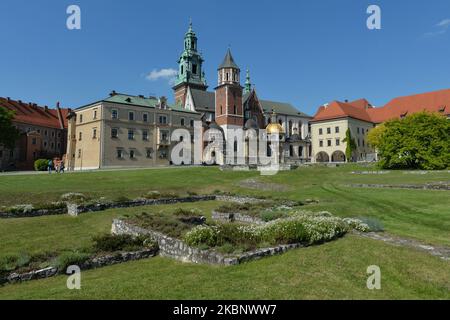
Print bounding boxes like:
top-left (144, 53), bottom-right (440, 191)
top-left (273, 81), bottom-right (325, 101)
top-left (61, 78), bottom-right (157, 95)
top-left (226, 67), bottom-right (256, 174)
top-left (60, 160), bottom-right (65, 174)
top-left (47, 159), bottom-right (53, 174)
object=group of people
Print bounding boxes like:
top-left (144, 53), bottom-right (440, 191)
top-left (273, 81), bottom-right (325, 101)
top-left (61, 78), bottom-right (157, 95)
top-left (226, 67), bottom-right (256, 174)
top-left (47, 159), bottom-right (65, 174)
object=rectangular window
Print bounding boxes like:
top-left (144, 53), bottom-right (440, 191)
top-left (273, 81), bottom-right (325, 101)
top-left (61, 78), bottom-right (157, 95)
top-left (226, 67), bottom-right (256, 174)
top-left (117, 149), bottom-right (123, 159)
top-left (190, 119), bottom-right (194, 127)
top-left (335, 126), bottom-right (339, 133)
top-left (319, 140), bottom-right (323, 147)
top-left (93, 110), bottom-right (97, 119)
top-left (143, 130), bottom-right (149, 141)
top-left (92, 128), bottom-right (97, 139)
top-left (129, 150), bottom-right (135, 159)
top-left (129, 111), bottom-right (135, 121)
top-left (192, 64), bottom-right (197, 74)
top-left (327, 127), bottom-right (331, 134)
top-left (32, 138), bottom-right (37, 145)
top-left (0, 150), bottom-right (3, 158)
top-left (128, 129), bottom-right (134, 140)
top-left (319, 128), bottom-right (323, 135)
top-left (327, 140), bottom-right (332, 147)
top-left (78, 149), bottom-right (81, 158)
top-left (112, 109), bottom-right (118, 120)
top-left (159, 115), bottom-right (167, 124)
top-left (181, 118), bottom-right (185, 126)
top-left (111, 128), bottom-right (118, 138)
top-left (357, 127), bottom-right (360, 134)
top-left (143, 113), bottom-right (148, 122)
top-left (79, 115), bottom-right (83, 123)
top-left (146, 148), bottom-right (153, 159)
top-left (79, 132), bottom-right (82, 141)
top-left (336, 139), bottom-right (340, 146)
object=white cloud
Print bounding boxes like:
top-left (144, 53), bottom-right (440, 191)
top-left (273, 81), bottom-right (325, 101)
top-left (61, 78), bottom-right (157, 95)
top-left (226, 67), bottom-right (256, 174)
top-left (436, 19), bottom-right (450, 28)
top-left (146, 68), bottom-right (178, 83)
top-left (424, 18), bottom-right (450, 37)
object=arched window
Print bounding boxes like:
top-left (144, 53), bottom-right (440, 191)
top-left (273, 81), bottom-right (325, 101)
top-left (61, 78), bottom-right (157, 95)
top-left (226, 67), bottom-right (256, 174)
top-left (220, 105), bottom-right (223, 114)
top-left (289, 145), bottom-right (294, 157)
top-left (234, 140), bottom-right (238, 152)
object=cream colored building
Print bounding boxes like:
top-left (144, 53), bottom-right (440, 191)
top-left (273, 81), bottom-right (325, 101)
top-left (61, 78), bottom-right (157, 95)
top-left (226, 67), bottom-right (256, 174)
top-left (66, 92), bottom-right (201, 170)
top-left (310, 100), bottom-right (376, 163)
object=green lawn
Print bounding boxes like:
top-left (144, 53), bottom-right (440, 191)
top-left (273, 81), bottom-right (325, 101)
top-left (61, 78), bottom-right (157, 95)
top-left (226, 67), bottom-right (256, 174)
top-left (0, 165), bottom-right (448, 299)
top-left (0, 235), bottom-right (448, 300)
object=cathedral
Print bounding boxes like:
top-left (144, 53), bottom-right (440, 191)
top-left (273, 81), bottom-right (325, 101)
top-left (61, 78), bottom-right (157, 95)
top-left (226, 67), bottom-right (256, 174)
top-left (172, 22), bottom-right (313, 166)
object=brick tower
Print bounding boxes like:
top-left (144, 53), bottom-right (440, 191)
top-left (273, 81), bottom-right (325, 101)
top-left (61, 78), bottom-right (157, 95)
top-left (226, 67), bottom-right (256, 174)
top-left (215, 48), bottom-right (244, 137)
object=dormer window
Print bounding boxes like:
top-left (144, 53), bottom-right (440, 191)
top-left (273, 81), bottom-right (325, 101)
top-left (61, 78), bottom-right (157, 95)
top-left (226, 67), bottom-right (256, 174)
top-left (192, 64), bottom-right (197, 74)
top-left (439, 106), bottom-right (446, 113)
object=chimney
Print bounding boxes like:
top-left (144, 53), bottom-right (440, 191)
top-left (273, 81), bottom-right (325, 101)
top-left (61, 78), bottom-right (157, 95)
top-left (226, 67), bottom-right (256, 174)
top-left (44, 105), bottom-right (49, 112)
top-left (56, 102), bottom-right (60, 109)
top-left (344, 99), bottom-right (348, 103)
top-left (68, 108), bottom-right (72, 113)
top-left (110, 90), bottom-right (117, 96)
top-left (6, 97), bottom-right (11, 102)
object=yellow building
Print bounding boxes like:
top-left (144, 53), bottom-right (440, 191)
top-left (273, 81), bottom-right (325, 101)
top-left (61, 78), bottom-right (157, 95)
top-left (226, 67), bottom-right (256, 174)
top-left (66, 92), bottom-right (201, 170)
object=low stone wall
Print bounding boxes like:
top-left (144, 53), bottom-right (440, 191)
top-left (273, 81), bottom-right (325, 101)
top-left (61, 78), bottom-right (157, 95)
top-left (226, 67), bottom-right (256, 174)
top-left (211, 211), bottom-right (265, 225)
top-left (2, 248), bottom-right (157, 285)
top-left (67, 195), bottom-right (216, 216)
top-left (349, 183), bottom-right (450, 191)
top-left (0, 208), bottom-right (67, 219)
top-left (112, 219), bottom-right (305, 266)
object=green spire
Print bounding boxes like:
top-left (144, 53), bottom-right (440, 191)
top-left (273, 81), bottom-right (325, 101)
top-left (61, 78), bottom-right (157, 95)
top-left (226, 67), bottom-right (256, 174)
top-left (173, 21), bottom-right (207, 89)
top-left (244, 68), bottom-right (252, 94)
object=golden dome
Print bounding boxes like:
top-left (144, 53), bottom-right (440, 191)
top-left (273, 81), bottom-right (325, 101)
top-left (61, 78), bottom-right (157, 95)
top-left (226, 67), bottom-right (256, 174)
top-left (266, 122), bottom-right (284, 134)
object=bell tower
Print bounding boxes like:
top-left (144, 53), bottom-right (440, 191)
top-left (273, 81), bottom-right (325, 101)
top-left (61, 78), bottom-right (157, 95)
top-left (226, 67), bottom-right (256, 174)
top-left (214, 48), bottom-right (244, 129)
top-left (173, 21), bottom-right (208, 107)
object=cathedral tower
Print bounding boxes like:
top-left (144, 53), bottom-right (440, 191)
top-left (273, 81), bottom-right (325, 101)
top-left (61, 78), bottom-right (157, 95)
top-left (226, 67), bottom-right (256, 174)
top-left (214, 48), bottom-right (244, 129)
top-left (173, 22), bottom-right (208, 107)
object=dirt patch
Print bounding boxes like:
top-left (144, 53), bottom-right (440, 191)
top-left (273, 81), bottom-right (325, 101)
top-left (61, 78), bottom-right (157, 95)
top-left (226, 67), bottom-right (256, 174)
top-left (237, 178), bottom-right (291, 192)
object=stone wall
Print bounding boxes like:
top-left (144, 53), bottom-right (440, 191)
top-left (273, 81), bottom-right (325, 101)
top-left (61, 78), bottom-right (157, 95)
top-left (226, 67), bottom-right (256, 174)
top-left (2, 248), bottom-right (157, 285)
top-left (112, 219), bottom-right (305, 266)
top-left (349, 183), bottom-right (450, 191)
top-left (67, 195), bottom-right (216, 216)
top-left (0, 208), bottom-right (67, 219)
top-left (211, 211), bottom-right (265, 225)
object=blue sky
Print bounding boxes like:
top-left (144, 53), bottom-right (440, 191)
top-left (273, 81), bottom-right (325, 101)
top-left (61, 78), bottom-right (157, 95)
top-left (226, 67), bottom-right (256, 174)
top-left (1, 0), bottom-right (449, 116)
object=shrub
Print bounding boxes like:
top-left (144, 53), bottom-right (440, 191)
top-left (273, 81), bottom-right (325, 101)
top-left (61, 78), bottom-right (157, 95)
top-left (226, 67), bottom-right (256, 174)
top-left (144, 191), bottom-right (161, 199)
top-left (34, 202), bottom-right (66, 211)
top-left (92, 234), bottom-right (148, 252)
top-left (60, 192), bottom-right (88, 203)
top-left (262, 219), bottom-right (307, 244)
top-left (160, 191), bottom-right (180, 199)
top-left (6, 204), bottom-right (34, 214)
top-left (172, 208), bottom-right (203, 217)
top-left (34, 159), bottom-right (49, 171)
top-left (187, 191), bottom-right (198, 196)
top-left (56, 251), bottom-right (90, 271)
top-left (343, 218), bottom-right (371, 232)
top-left (356, 217), bottom-right (384, 232)
top-left (113, 195), bottom-right (131, 204)
top-left (184, 225), bottom-right (218, 247)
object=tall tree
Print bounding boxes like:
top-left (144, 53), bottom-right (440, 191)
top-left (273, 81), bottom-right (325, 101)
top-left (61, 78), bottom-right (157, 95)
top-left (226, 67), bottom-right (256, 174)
top-left (343, 128), bottom-right (357, 162)
top-left (0, 107), bottom-right (19, 149)
top-left (368, 112), bottom-right (450, 170)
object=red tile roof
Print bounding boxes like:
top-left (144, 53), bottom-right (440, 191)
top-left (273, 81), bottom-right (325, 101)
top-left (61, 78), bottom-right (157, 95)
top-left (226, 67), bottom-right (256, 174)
top-left (0, 97), bottom-right (70, 129)
top-left (368, 88), bottom-right (450, 123)
top-left (312, 88), bottom-right (450, 123)
top-left (312, 100), bottom-right (373, 123)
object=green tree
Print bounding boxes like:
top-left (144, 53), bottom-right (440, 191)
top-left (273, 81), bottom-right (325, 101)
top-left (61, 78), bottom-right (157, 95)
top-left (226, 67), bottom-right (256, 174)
top-left (374, 112), bottom-right (450, 170)
top-left (0, 107), bottom-right (19, 149)
top-left (342, 129), bottom-right (357, 162)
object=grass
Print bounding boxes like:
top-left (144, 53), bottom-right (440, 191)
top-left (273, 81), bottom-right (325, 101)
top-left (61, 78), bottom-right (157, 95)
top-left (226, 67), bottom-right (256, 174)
top-left (0, 165), bottom-right (448, 299)
top-left (0, 235), bottom-right (448, 300)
